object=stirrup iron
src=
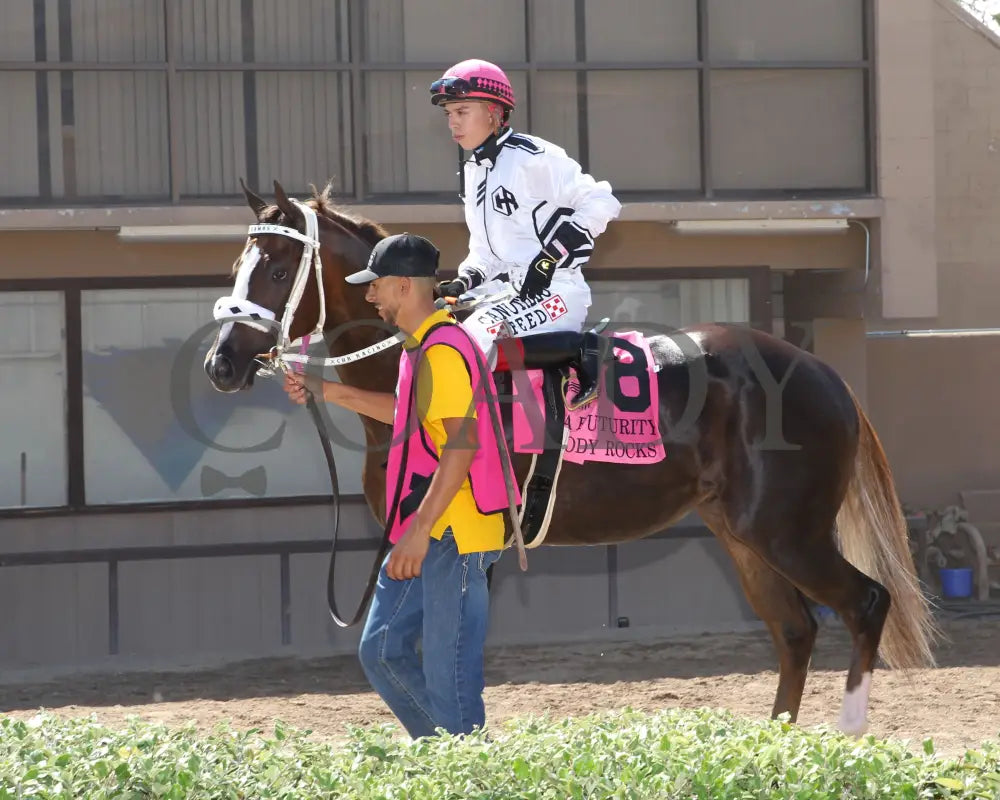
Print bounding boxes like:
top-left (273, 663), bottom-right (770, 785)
top-left (562, 374), bottom-right (598, 412)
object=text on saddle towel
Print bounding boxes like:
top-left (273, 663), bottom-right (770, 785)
top-left (512, 330), bottom-right (666, 465)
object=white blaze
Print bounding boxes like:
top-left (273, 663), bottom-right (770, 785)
top-left (218, 243), bottom-right (262, 347)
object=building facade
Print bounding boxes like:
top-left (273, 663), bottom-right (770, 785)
top-left (0, 0), bottom-right (995, 672)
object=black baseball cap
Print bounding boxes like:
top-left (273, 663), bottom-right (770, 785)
top-left (344, 232), bottom-right (440, 284)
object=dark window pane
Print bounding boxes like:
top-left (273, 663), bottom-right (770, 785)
top-left (367, 0), bottom-right (525, 63)
top-left (588, 71), bottom-right (701, 191)
top-left (71, 0), bottom-right (165, 62)
top-left (0, 1), bottom-right (37, 61)
top-left (708, 0), bottom-right (864, 61)
top-left (586, 0), bottom-right (697, 62)
top-left (80, 288), bottom-right (365, 504)
top-left (254, 71), bottom-right (354, 197)
top-left (710, 69), bottom-right (866, 191)
top-left (0, 292), bottom-right (67, 509)
top-left (0, 74), bottom-right (40, 197)
top-left (72, 71), bottom-right (170, 198)
top-left (251, 0), bottom-right (349, 63)
top-left (530, 72), bottom-right (580, 161)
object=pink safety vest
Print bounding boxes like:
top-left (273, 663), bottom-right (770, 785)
top-left (384, 320), bottom-right (520, 544)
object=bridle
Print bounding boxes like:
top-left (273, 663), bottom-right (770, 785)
top-left (210, 201), bottom-right (528, 629)
top-left (211, 199), bottom-right (403, 628)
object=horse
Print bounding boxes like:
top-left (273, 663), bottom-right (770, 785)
top-left (203, 179), bottom-right (938, 737)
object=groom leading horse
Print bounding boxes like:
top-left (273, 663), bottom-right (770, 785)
top-left (204, 179), bottom-right (937, 737)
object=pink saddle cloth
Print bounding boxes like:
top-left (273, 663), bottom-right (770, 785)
top-left (510, 330), bottom-right (666, 465)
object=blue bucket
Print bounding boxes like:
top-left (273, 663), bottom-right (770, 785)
top-left (940, 567), bottom-right (973, 599)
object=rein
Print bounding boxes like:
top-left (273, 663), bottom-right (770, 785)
top-left (211, 205), bottom-right (527, 628)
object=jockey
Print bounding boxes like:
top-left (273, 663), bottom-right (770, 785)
top-left (430, 58), bottom-right (622, 410)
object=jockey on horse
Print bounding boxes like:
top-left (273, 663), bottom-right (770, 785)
top-left (430, 58), bottom-right (622, 410)
top-left (430, 59), bottom-right (623, 539)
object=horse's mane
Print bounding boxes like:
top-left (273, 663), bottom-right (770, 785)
top-left (258, 182), bottom-right (389, 248)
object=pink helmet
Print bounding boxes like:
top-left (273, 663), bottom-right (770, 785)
top-left (429, 59), bottom-right (516, 112)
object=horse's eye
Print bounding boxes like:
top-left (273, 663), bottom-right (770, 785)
top-left (272, 269), bottom-right (288, 282)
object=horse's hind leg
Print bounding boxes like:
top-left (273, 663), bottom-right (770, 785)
top-left (700, 505), bottom-right (817, 723)
top-left (736, 505), bottom-right (890, 736)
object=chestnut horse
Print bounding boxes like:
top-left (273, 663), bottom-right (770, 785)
top-left (204, 180), bottom-right (937, 736)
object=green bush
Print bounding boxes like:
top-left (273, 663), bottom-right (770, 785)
top-left (0, 708), bottom-right (997, 799)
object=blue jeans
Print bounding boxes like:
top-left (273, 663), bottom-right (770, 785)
top-left (358, 528), bottom-right (501, 738)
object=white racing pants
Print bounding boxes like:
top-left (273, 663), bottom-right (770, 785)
top-left (460, 274), bottom-right (592, 369)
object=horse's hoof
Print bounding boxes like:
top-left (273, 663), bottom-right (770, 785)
top-left (838, 715), bottom-right (869, 738)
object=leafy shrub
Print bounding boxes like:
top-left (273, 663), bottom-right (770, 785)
top-left (0, 707), bottom-right (997, 799)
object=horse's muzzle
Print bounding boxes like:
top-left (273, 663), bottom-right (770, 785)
top-left (206, 351), bottom-right (243, 392)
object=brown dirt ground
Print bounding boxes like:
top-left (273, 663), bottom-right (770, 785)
top-left (1, 614), bottom-right (999, 757)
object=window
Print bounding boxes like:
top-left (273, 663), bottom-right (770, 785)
top-left (706, 0), bottom-right (864, 61)
top-left (176, 0), bottom-right (243, 62)
top-left (584, 0), bottom-right (698, 62)
top-left (0, 73), bottom-right (38, 198)
top-left (365, 70), bottom-right (468, 195)
top-left (69, 0), bottom-right (165, 62)
top-left (72, 71), bottom-right (170, 198)
top-left (254, 71), bottom-right (354, 197)
top-left (176, 71), bottom-right (248, 197)
top-left (1, 0), bottom-right (873, 203)
top-left (587, 277), bottom-right (751, 336)
top-left (587, 71), bottom-right (701, 192)
top-left (80, 288), bottom-right (365, 504)
top-left (0, 292), bottom-right (67, 509)
top-left (709, 70), bottom-right (866, 192)
top-left (371, 0), bottom-right (527, 63)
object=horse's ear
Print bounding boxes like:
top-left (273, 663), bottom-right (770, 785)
top-left (273, 180), bottom-right (300, 223)
top-left (240, 177), bottom-right (268, 218)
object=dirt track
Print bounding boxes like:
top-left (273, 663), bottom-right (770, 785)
top-left (2, 614), bottom-right (999, 757)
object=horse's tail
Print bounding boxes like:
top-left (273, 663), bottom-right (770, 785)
top-left (834, 388), bottom-right (939, 670)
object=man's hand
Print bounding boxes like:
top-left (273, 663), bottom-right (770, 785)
top-left (386, 523), bottom-right (432, 580)
top-left (284, 371), bottom-right (396, 424)
top-left (283, 372), bottom-right (324, 405)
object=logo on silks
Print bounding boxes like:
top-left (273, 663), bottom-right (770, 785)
top-left (485, 320), bottom-right (513, 338)
top-left (491, 185), bottom-right (518, 216)
top-left (541, 295), bottom-right (567, 321)
top-left (83, 341), bottom-right (290, 492)
top-left (474, 290), bottom-right (562, 337)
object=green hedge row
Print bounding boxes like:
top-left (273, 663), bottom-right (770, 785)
top-left (0, 707), bottom-right (997, 799)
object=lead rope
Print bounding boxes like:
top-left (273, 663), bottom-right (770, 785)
top-left (295, 332), bottom-right (389, 628)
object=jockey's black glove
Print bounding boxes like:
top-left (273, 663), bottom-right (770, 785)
top-left (435, 277), bottom-right (469, 299)
top-left (519, 251), bottom-right (557, 301)
top-left (519, 220), bottom-right (591, 302)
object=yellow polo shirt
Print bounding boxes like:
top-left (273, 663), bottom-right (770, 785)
top-left (404, 309), bottom-right (506, 554)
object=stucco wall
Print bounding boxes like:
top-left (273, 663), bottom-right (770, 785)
top-left (869, 0), bottom-right (1000, 330)
top-left (929, 0), bottom-right (1000, 330)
